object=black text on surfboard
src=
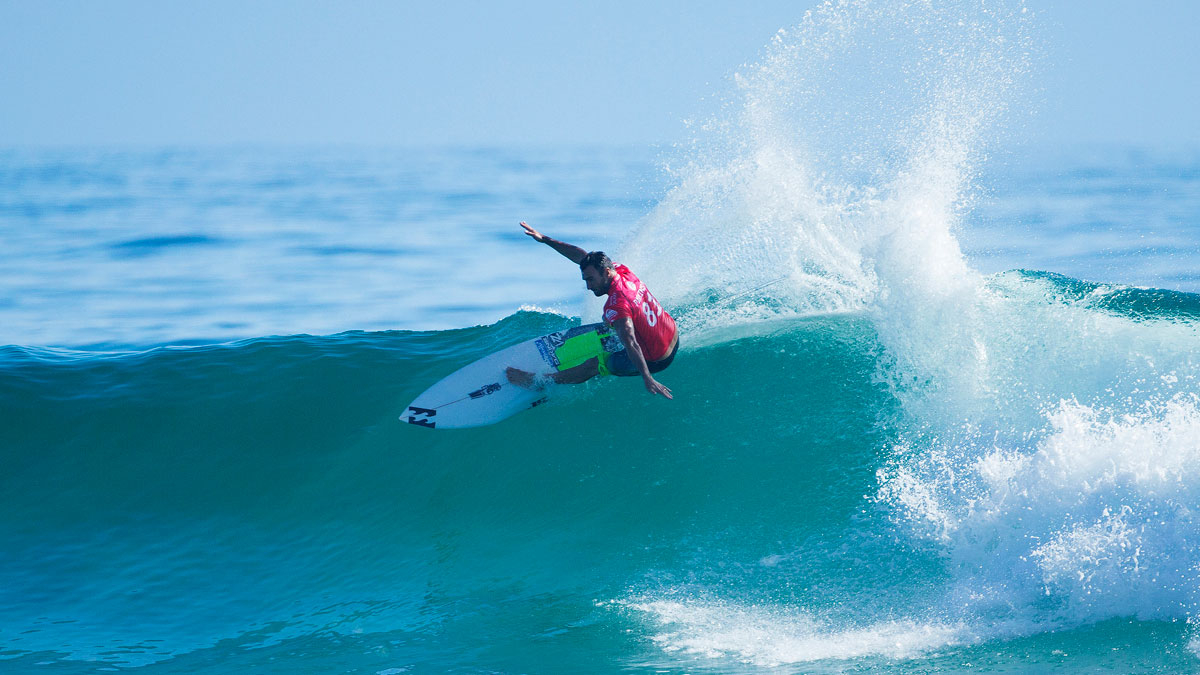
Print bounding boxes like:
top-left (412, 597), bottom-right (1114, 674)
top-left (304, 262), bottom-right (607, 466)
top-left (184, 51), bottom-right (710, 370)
top-left (469, 383), bottom-right (502, 399)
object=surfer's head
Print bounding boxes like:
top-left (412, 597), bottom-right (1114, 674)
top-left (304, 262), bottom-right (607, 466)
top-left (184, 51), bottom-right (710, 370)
top-left (580, 251), bottom-right (614, 296)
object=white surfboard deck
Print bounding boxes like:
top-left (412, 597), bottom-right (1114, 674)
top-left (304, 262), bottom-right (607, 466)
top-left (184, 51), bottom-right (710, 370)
top-left (402, 323), bottom-right (622, 430)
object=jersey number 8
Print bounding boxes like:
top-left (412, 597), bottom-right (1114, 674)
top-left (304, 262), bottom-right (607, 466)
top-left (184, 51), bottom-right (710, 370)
top-left (642, 294), bottom-right (662, 327)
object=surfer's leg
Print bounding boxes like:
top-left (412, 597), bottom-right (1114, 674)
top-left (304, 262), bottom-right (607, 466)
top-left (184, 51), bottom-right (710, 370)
top-left (549, 356), bottom-right (599, 384)
top-left (505, 366), bottom-right (538, 389)
top-left (602, 350), bottom-right (639, 377)
top-left (603, 341), bottom-right (678, 378)
top-left (506, 357), bottom-right (599, 389)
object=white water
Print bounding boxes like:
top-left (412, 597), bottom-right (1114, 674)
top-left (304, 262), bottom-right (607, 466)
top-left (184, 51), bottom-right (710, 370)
top-left (625, 599), bottom-right (966, 668)
top-left (618, 0), bottom-right (1200, 665)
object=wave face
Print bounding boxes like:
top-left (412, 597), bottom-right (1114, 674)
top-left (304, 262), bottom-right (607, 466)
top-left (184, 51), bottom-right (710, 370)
top-left (3, 282), bottom-right (1199, 672)
top-left (0, 311), bottom-right (897, 671)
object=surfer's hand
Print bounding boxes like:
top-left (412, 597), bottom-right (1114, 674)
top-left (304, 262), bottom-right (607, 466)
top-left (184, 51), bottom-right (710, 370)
top-left (519, 221), bottom-right (545, 242)
top-left (644, 375), bottom-right (673, 399)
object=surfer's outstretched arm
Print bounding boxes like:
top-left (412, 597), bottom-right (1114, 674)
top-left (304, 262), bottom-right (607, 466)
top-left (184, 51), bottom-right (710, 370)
top-left (520, 221), bottom-right (586, 264)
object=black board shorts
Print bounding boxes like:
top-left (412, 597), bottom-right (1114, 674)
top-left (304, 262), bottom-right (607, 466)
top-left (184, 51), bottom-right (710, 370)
top-left (603, 337), bottom-right (679, 377)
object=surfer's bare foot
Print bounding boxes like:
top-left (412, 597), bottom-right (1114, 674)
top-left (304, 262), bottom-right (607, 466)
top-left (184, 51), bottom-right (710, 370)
top-left (505, 366), bottom-right (537, 389)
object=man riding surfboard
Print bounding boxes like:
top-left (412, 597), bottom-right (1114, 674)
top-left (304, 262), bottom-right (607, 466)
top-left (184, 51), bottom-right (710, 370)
top-left (506, 222), bottom-right (677, 399)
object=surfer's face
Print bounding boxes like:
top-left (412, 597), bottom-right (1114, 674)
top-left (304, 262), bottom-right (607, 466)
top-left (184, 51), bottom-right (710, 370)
top-left (581, 265), bottom-right (610, 296)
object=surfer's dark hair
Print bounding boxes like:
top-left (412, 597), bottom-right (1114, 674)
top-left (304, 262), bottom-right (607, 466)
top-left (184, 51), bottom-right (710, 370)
top-left (579, 251), bottom-right (614, 273)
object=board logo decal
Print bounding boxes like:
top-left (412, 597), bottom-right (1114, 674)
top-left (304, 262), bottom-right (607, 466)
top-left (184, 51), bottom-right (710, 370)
top-left (468, 383), bottom-right (502, 399)
top-left (534, 337), bottom-right (559, 367)
top-left (406, 406), bottom-right (437, 428)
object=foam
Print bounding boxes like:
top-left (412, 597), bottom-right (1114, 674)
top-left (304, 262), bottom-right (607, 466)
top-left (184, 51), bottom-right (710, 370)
top-left (628, 391), bottom-right (1200, 666)
top-left (883, 395), bottom-right (1200, 624)
top-left (625, 599), bottom-right (966, 667)
top-left (514, 303), bottom-right (575, 320)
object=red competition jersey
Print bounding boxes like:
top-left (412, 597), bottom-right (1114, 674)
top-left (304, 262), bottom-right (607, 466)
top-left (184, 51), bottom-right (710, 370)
top-left (602, 264), bottom-right (677, 362)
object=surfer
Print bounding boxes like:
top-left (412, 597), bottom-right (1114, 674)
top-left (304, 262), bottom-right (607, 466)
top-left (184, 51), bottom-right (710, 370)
top-left (506, 222), bottom-right (678, 399)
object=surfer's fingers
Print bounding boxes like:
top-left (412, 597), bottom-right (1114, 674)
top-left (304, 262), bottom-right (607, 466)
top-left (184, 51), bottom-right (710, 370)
top-left (647, 379), bottom-right (673, 399)
top-left (519, 222), bottom-right (544, 240)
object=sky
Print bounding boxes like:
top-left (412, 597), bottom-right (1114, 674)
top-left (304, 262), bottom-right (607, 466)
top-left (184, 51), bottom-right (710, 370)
top-left (1, 0), bottom-right (1197, 147)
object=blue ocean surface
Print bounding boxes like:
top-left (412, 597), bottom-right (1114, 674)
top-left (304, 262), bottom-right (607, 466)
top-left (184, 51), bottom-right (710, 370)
top-left (0, 145), bottom-right (665, 348)
top-left (4, 3), bottom-right (1200, 674)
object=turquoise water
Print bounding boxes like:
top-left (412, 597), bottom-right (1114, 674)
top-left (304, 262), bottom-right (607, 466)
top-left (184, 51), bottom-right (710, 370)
top-left (4, 293), bottom-right (1199, 673)
top-left (4, 1), bottom-right (1200, 673)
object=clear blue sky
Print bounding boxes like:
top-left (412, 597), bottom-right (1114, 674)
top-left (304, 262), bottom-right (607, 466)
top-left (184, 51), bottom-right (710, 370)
top-left (1, 0), bottom-right (1197, 147)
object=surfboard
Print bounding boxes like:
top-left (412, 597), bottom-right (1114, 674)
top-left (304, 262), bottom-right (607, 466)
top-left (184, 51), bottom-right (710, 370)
top-left (402, 323), bottom-right (623, 429)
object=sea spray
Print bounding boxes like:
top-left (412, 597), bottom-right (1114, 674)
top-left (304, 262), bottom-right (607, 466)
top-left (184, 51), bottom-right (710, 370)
top-left (613, 0), bottom-right (1052, 664)
top-left (618, 0), bottom-right (1200, 656)
top-left (620, 0), bottom-right (1032, 343)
